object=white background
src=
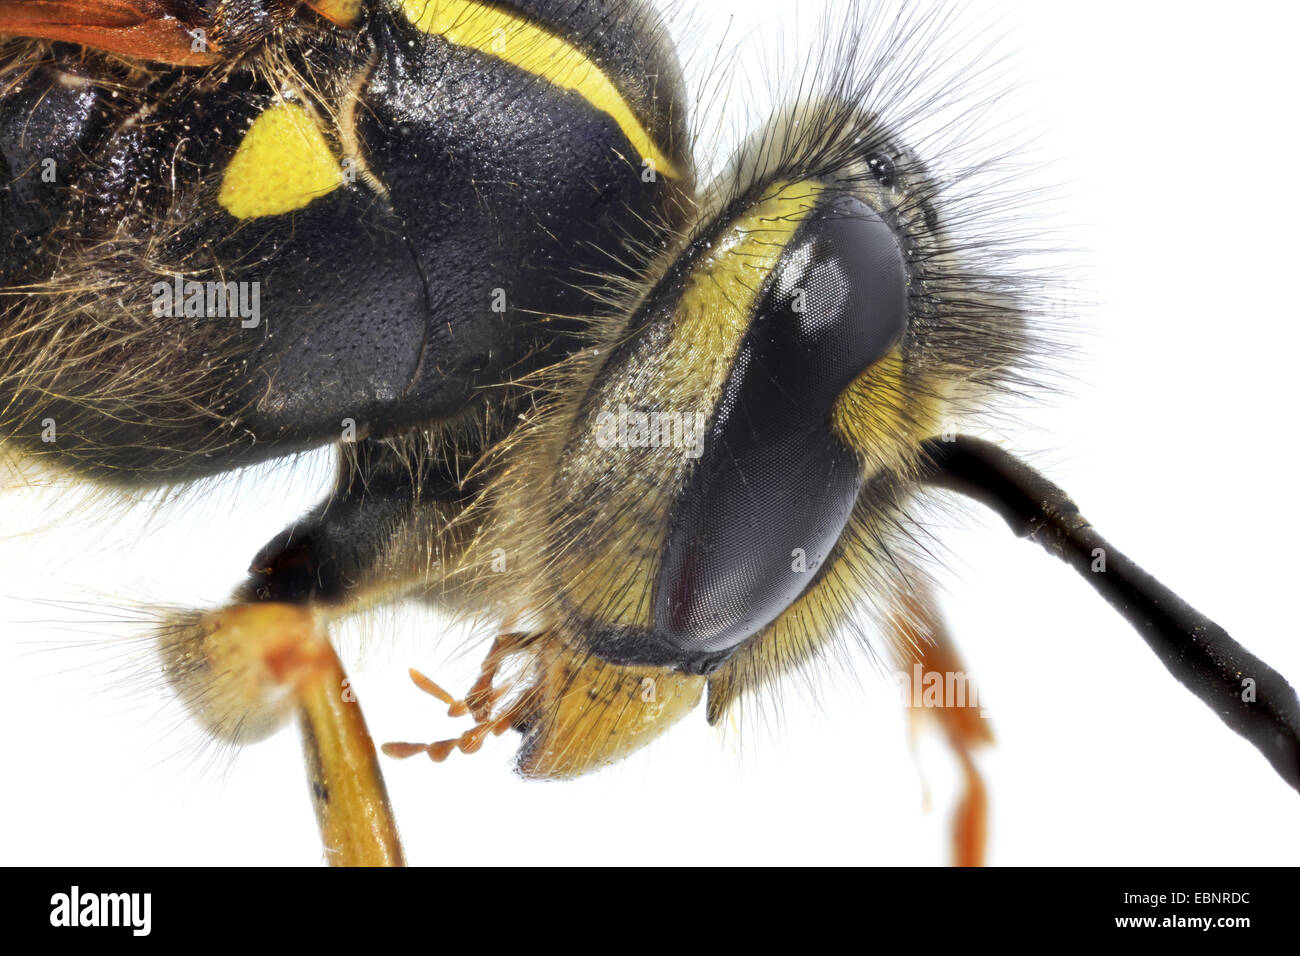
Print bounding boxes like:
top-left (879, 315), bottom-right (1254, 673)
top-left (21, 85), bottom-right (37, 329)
top-left (2, 0), bottom-right (1299, 865)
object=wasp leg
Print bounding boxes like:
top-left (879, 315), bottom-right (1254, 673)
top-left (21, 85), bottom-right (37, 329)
top-left (238, 438), bottom-right (478, 610)
top-left (887, 588), bottom-right (994, 867)
top-left (159, 603), bottom-right (404, 866)
top-left (298, 638), bottom-right (405, 867)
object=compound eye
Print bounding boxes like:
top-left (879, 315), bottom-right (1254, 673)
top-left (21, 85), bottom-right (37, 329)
top-left (654, 194), bottom-right (909, 667)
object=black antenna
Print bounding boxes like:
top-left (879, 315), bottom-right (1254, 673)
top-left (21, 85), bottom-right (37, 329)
top-left (919, 435), bottom-right (1300, 794)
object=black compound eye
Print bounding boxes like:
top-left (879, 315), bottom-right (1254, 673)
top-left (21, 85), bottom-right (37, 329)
top-left (866, 153), bottom-right (896, 187)
top-left (653, 194), bottom-right (909, 668)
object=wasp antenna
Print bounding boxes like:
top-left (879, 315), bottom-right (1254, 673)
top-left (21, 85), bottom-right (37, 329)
top-left (918, 435), bottom-right (1300, 795)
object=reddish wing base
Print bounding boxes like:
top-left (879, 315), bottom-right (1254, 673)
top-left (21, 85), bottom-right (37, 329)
top-left (0, 0), bottom-right (221, 64)
top-left (0, 0), bottom-right (360, 65)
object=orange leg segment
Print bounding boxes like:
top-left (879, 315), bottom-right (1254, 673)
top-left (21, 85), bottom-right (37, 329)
top-left (888, 590), bottom-right (994, 867)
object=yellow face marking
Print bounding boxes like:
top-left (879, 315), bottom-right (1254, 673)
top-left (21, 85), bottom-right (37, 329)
top-left (831, 343), bottom-right (945, 472)
top-left (830, 346), bottom-right (908, 450)
top-left (219, 103), bottom-right (343, 219)
top-left (399, 0), bottom-right (680, 179)
top-left (662, 180), bottom-right (825, 397)
top-left (516, 639), bottom-right (704, 779)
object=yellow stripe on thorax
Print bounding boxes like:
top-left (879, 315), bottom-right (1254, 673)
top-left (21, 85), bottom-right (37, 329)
top-left (399, 0), bottom-right (680, 179)
top-left (219, 103), bottom-right (343, 219)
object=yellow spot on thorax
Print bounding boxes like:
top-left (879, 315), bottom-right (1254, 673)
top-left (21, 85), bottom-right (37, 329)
top-left (399, 0), bottom-right (680, 179)
top-left (219, 103), bottom-right (342, 219)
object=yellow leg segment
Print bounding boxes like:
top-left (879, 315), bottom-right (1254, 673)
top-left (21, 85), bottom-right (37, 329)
top-left (160, 602), bottom-right (405, 866)
top-left (298, 640), bottom-right (405, 867)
